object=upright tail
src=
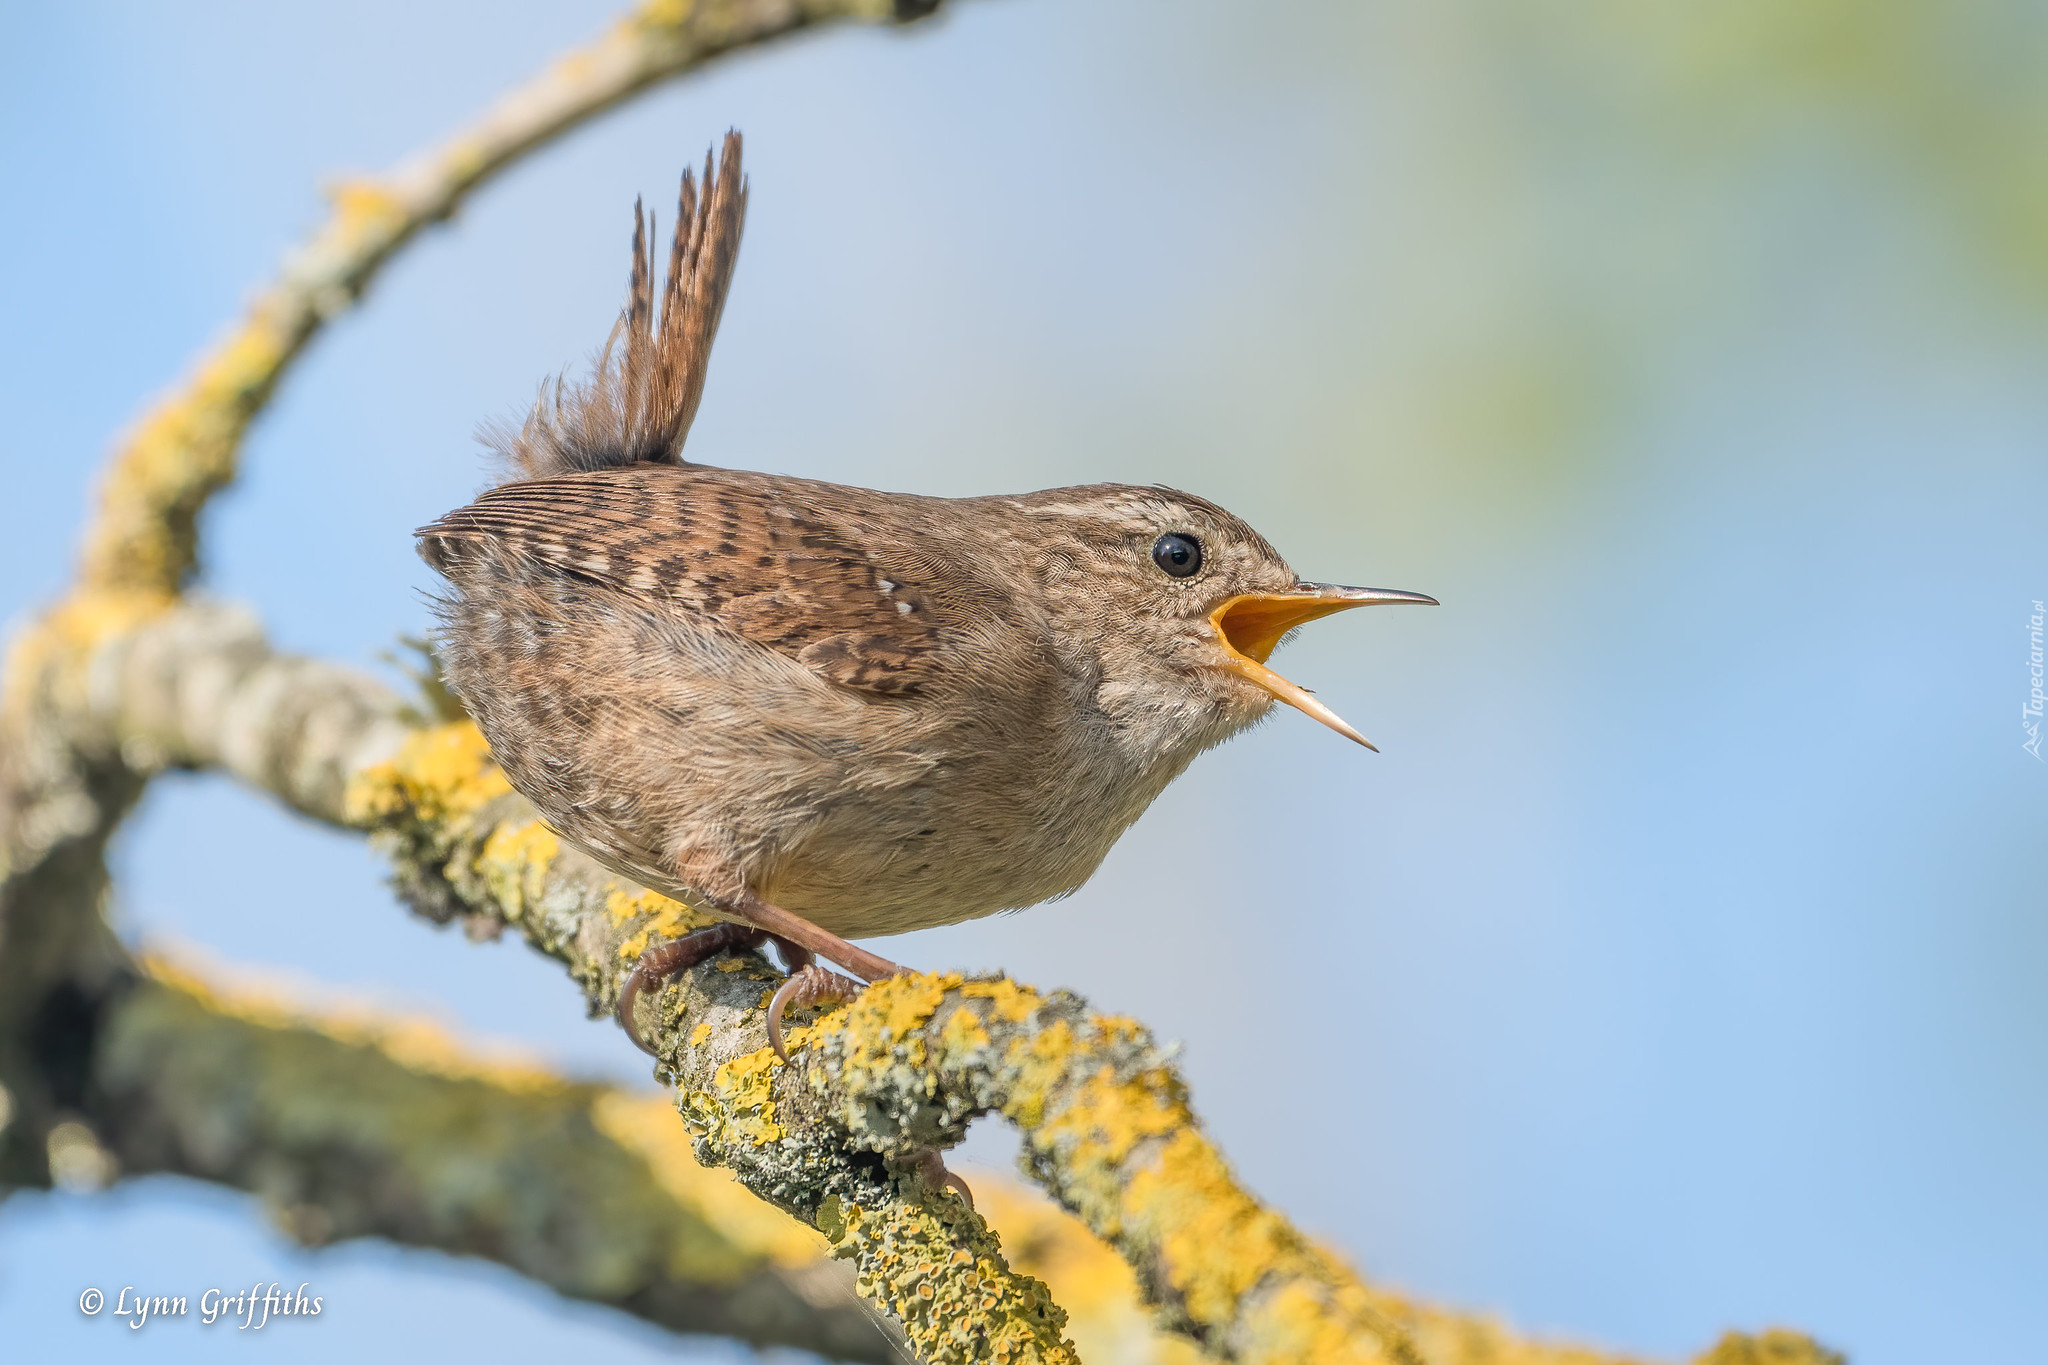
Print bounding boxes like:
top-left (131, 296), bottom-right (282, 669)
top-left (490, 130), bottom-right (748, 480)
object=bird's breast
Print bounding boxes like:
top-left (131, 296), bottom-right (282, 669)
top-left (758, 681), bottom-right (1187, 938)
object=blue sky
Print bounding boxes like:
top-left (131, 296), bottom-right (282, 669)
top-left (3, 2), bottom-right (2044, 1361)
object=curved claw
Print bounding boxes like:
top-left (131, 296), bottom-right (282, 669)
top-left (617, 923), bottom-right (763, 1055)
top-left (765, 976), bottom-right (801, 1062)
top-left (767, 963), bottom-right (862, 1062)
top-left (939, 1168), bottom-right (976, 1210)
top-left (911, 1149), bottom-right (974, 1210)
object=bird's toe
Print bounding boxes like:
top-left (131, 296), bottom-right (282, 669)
top-left (767, 963), bottom-right (863, 1061)
top-left (617, 922), bottom-right (764, 1055)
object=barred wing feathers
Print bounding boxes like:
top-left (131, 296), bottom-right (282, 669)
top-left (419, 466), bottom-right (949, 697)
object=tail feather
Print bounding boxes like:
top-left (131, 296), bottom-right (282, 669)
top-left (492, 130), bottom-right (748, 479)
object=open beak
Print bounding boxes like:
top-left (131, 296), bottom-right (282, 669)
top-left (1208, 582), bottom-right (1437, 752)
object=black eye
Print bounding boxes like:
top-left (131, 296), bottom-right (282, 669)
top-left (1151, 532), bottom-right (1203, 578)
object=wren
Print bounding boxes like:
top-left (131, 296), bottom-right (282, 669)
top-left (418, 132), bottom-right (1435, 1064)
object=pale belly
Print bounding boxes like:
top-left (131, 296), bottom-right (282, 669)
top-left (760, 776), bottom-right (1146, 938)
top-left (440, 567), bottom-right (1204, 942)
top-left (552, 733), bottom-right (1178, 941)
top-left (565, 690), bottom-right (1196, 941)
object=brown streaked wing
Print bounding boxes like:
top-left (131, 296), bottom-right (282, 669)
top-left (418, 466), bottom-right (946, 696)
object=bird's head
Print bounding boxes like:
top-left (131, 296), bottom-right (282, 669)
top-left (1008, 485), bottom-right (1435, 758)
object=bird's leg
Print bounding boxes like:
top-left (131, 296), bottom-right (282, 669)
top-left (762, 937), bottom-right (864, 1062)
top-left (725, 892), bottom-right (905, 982)
top-left (623, 893), bottom-right (907, 1061)
top-left (727, 893), bottom-right (906, 1061)
top-left (616, 921), bottom-right (765, 1055)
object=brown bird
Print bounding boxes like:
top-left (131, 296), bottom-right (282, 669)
top-left (419, 132), bottom-right (1434, 1063)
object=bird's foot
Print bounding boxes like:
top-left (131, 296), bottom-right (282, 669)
top-left (765, 959), bottom-right (863, 1062)
top-left (910, 1149), bottom-right (975, 1210)
top-left (617, 922), bottom-right (766, 1055)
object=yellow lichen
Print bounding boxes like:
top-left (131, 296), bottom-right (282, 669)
top-left (79, 319), bottom-right (295, 595)
top-left (605, 886), bottom-right (668, 926)
top-left (863, 972), bottom-right (961, 1040)
top-left (1244, 1279), bottom-right (1407, 1365)
top-left (962, 977), bottom-right (1045, 1024)
top-left (325, 178), bottom-right (407, 238)
top-left (1689, 1331), bottom-right (1843, 1365)
top-left (709, 1046), bottom-right (785, 1144)
top-left (590, 1091), bottom-right (827, 1271)
top-left (475, 820), bottom-right (559, 920)
top-left (1091, 1013), bottom-right (1150, 1046)
top-left (777, 1021), bottom-right (826, 1055)
top-left (974, 1174), bottom-right (1206, 1365)
top-left (1000, 1017), bottom-right (1083, 1132)
top-left (607, 885), bottom-right (718, 962)
top-left (633, 0), bottom-right (696, 34)
top-left (833, 972), bottom-right (963, 1084)
top-left (343, 720), bottom-right (509, 827)
top-left (140, 952), bottom-right (564, 1096)
top-left (936, 1005), bottom-right (993, 1068)
top-left (0, 588), bottom-right (174, 718)
top-left (1037, 1066), bottom-right (1187, 1168)
top-left (1128, 1128), bottom-right (1301, 1328)
top-left (835, 1195), bottom-right (1079, 1365)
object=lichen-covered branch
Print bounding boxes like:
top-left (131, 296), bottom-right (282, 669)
top-left (344, 703), bottom-right (1841, 1365)
top-left (0, 595), bottom-right (418, 1190)
top-left (39, 599), bottom-right (411, 827)
top-left (6, 593), bottom-right (1843, 1363)
top-left (79, 960), bottom-right (901, 1360)
top-left (349, 730), bottom-right (1086, 1362)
